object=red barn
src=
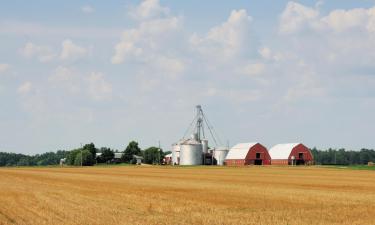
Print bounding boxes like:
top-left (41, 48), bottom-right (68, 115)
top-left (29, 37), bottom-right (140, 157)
top-left (268, 143), bottom-right (313, 165)
top-left (225, 143), bottom-right (271, 166)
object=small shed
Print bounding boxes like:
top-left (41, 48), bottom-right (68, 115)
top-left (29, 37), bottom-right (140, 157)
top-left (225, 143), bottom-right (271, 166)
top-left (133, 155), bottom-right (143, 165)
top-left (268, 143), bottom-right (313, 165)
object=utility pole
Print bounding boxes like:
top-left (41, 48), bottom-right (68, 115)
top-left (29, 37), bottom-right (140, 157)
top-left (80, 143), bottom-right (83, 167)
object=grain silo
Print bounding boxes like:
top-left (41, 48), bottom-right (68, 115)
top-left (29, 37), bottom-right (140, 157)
top-left (171, 105), bottom-right (227, 166)
top-left (171, 143), bottom-right (181, 165)
top-left (179, 136), bottom-right (203, 165)
top-left (214, 147), bottom-right (229, 166)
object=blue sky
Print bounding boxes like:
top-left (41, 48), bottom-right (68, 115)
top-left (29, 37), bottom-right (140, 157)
top-left (1, 0), bottom-right (375, 154)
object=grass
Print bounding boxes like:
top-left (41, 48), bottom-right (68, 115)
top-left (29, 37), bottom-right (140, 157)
top-left (0, 166), bottom-right (374, 225)
top-left (318, 165), bottom-right (375, 170)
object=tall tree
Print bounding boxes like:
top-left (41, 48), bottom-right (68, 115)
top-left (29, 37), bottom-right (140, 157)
top-left (83, 143), bottom-right (97, 158)
top-left (143, 147), bottom-right (164, 164)
top-left (98, 147), bottom-right (114, 163)
top-left (122, 141), bottom-right (141, 163)
top-left (74, 150), bottom-right (96, 166)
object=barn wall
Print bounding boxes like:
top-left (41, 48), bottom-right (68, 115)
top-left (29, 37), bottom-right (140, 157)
top-left (225, 159), bottom-right (245, 166)
top-left (245, 144), bottom-right (271, 165)
top-left (271, 159), bottom-right (289, 165)
top-left (289, 144), bottom-right (314, 164)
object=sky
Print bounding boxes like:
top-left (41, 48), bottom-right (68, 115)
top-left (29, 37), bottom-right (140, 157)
top-left (1, 0), bottom-right (375, 154)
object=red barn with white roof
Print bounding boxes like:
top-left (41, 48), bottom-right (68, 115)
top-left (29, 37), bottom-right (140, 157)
top-left (225, 143), bottom-right (271, 166)
top-left (268, 143), bottom-right (313, 165)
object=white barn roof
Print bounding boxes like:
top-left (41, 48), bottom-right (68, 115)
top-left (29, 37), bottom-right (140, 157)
top-left (226, 143), bottom-right (258, 160)
top-left (268, 143), bottom-right (300, 160)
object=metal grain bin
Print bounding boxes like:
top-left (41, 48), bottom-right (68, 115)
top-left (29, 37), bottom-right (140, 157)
top-left (172, 143), bottom-right (181, 165)
top-left (214, 147), bottom-right (229, 166)
top-left (180, 139), bottom-right (203, 165)
top-left (201, 139), bottom-right (208, 153)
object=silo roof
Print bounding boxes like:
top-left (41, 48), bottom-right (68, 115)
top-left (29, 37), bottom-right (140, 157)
top-left (225, 143), bottom-right (258, 160)
top-left (268, 143), bottom-right (300, 160)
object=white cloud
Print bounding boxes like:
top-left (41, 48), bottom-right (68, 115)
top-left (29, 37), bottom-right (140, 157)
top-left (280, 2), bottom-right (375, 34)
top-left (129, 0), bottom-right (169, 20)
top-left (48, 66), bottom-right (81, 94)
top-left (279, 2), bottom-right (319, 34)
top-left (321, 8), bottom-right (372, 33)
top-left (17, 82), bottom-right (33, 95)
top-left (112, 0), bottom-right (185, 78)
top-left (190, 9), bottom-right (253, 60)
top-left (86, 72), bottom-right (113, 101)
top-left (111, 17), bottom-right (181, 65)
top-left (81, 5), bottom-right (95, 14)
top-left (0, 63), bottom-right (10, 73)
top-left (49, 66), bottom-right (113, 101)
top-left (20, 42), bottom-right (57, 62)
top-left (60, 39), bottom-right (88, 61)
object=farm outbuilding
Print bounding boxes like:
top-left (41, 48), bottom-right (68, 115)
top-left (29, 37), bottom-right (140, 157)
top-left (225, 143), bottom-right (271, 166)
top-left (268, 143), bottom-right (313, 165)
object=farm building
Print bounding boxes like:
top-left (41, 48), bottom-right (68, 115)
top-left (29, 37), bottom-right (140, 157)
top-left (163, 153), bottom-right (172, 165)
top-left (268, 143), bottom-right (313, 165)
top-left (225, 143), bottom-right (271, 166)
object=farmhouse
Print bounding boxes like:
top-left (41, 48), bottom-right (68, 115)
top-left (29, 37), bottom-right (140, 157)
top-left (225, 143), bottom-right (271, 166)
top-left (268, 143), bottom-right (313, 165)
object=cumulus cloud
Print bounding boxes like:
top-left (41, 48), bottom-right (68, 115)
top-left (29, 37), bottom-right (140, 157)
top-left (279, 2), bottom-right (319, 34)
top-left (129, 0), bottom-right (169, 20)
top-left (0, 63), bottom-right (10, 73)
top-left (280, 2), bottom-right (375, 34)
top-left (190, 9), bottom-right (253, 60)
top-left (20, 40), bottom-right (88, 62)
top-left (81, 5), bottom-right (95, 14)
top-left (111, 17), bottom-right (181, 64)
top-left (20, 42), bottom-right (57, 62)
top-left (60, 39), bottom-right (88, 61)
top-left (112, 0), bottom-right (185, 78)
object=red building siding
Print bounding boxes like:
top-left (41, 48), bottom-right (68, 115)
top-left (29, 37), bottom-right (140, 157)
top-left (225, 143), bottom-right (271, 166)
top-left (289, 144), bottom-right (313, 165)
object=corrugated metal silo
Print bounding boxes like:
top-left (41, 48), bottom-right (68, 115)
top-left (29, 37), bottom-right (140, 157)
top-left (180, 139), bottom-right (203, 165)
top-left (201, 139), bottom-right (208, 153)
top-left (172, 143), bottom-right (181, 165)
top-left (214, 147), bottom-right (229, 166)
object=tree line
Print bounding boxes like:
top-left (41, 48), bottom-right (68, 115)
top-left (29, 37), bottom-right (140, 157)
top-left (1, 145), bottom-right (374, 167)
top-left (0, 141), bottom-right (170, 167)
top-left (311, 148), bottom-right (375, 165)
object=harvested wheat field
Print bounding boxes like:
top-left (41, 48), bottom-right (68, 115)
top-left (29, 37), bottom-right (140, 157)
top-left (0, 166), bottom-right (374, 225)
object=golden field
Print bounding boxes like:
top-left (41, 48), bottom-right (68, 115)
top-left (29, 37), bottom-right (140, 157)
top-left (0, 166), bottom-right (374, 225)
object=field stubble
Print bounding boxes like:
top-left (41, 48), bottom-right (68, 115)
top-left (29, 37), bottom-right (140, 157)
top-left (0, 166), bottom-right (374, 225)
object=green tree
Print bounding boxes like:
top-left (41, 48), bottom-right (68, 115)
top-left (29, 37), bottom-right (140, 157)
top-left (143, 147), bottom-right (163, 164)
top-left (83, 143), bottom-right (97, 158)
top-left (122, 141), bottom-right (141, 163)
top-left (66, 149), bottom-right (81, 165)
top-left (98, 147), bottom-right (114, 163)
top-left (74, 150), bottom-right (95, 166)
